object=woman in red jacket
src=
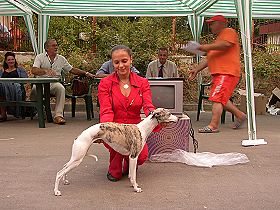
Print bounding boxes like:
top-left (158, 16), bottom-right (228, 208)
top-left (98, 45), bottom-right (158, 181)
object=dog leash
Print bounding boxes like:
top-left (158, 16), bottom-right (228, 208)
top-left (188, 117), bottom-right (198, 153)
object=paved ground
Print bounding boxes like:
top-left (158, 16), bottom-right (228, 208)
top-left (0, 111), bottom-right (279, 210)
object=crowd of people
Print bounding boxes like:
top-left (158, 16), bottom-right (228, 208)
top-left (0, 15), bottom-right (246, 181)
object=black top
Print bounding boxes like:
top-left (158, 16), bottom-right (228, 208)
top-left (1, 69), bottom-right (19, 78)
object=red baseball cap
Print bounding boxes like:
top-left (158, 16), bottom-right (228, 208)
top-left (206, 15), bottom-right (227, 23)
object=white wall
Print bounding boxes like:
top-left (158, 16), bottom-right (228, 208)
top-left (267, 32), bottom-right (280, 52)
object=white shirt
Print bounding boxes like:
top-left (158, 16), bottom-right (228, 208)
top-left (146, 59), bottom-right (178, 78)
top-left (33, 52), bottom-right (72, 78)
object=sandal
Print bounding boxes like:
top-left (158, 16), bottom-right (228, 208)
top-left (198, 126), bottom-right (219, 133)
top-left (53, 116), bottom-right (66, 125)
top-left (232, 115), bottom-right (246, 129)
top-left (0, 116), bottom-right (7, 122)
top-left (0, 113), bottom-right (7, 122)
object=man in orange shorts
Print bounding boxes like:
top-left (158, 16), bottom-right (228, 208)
top-left (189, 15), bottom-right (246, 133)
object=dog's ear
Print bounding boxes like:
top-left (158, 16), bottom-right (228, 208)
top-left (152, 111), bottom-right (160, 119)
top-left (152, 109), bottom-right (164, 119)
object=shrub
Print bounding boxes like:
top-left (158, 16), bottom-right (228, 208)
top-left (252, 49), bottom-right (280, 94)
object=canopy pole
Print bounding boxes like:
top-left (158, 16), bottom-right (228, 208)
top-left (23, 14), bottom-right (38, 55)
top-left (234, 0), bottom-right (267, 146)
top-left (38, 14), bottom-right (50, 53)
top-left (188, 14), bottom-right (204, 108)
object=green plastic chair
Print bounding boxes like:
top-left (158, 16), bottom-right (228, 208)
top-left (63, 75), bottom-right (94, 120)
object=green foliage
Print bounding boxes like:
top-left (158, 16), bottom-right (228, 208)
top-left (252, 49), bottom-right (280, 78)
top-left (48, 16), bottom-right (94, 55)
top-left (175, 17), bottom-right (193, 43)
top-left (43, 16), bottom-right (188, 74)
top-left (95, 17), bottom-right (173, 73)
top-left (42, 16), bottom-right (182, 75)
top-left (252, 49), bottom-right (280, 93)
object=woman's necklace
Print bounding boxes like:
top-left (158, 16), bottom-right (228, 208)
top-left (6, 67), bottom-right (16, 73)
top-left (119, 79), bottom-right (130, 89)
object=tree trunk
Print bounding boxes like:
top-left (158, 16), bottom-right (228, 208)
top-left (92, 17), bottom-right (97, 53)
top-left (171, 16), bottom-right (176, 52)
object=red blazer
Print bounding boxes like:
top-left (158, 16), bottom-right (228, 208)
top-left (98, 72), bottom-right (156, 124)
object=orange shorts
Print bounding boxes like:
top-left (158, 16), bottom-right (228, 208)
top-left (209, 74), bottom-right (239, 106)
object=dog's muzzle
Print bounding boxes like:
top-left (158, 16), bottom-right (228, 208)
top-left (168, 114), bottom-right (178, 123)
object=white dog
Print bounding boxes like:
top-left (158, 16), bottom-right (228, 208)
top-left (54, 108), bottom-right (177, 196)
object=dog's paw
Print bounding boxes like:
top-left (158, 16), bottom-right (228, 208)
top-left (54, 190), bottom-right (62, 196)
top-left (63, 180), bottom-right (70, 185)
top-left (134, 187), bottom-right (142, 193)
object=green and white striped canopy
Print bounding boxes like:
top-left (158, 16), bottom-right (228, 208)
top-left (0, 0), bottom-right (31, 16)
top-left (16, 0), bottom-right (280, 19)
top-left (200, 0), bottom-right (280, 18)
top-left (2, 0), bottom-right (279, 54)
top-left (0, 0), bottom-right (38, 54)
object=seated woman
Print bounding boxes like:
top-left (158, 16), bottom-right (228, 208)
top-left (98, 45), bottom-right (162, 182)
top-left (0, 52), bottom-right (28, 121)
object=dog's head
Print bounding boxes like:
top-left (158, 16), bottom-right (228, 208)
top-left (151, 108), bottom-right (178, 124)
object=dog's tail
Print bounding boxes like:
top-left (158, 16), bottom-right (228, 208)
top-left (86, 154), bottom-right (98, 161)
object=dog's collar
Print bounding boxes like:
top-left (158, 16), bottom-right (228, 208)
top-left (150, 111), bottom-right (161, 124)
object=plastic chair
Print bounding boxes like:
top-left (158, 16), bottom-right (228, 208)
top-left (63, 75), bottom-right (94, 120)
top-left (20, 84), bottom-right (37, 119)
top-left (197, 82), bottom-right (234, 124)
top-left (93, 78), bottom-right (101, 108)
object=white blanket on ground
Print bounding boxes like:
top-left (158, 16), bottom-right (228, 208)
top-left (149, 149), bottom-right (249, 168)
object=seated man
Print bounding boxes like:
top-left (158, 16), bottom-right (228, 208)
top-left (30, 39), bottom-right (94, 125)
top-left (95, 59), bottom-right (139, 78)
top-left (146, 47), bottom-right (178, 78)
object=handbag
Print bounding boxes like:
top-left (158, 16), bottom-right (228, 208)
top-left (71, 76), bottom-right (89, 96)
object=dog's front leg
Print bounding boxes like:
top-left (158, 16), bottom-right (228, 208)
top-left (62, 174), bottom-right (69, 185)
top-left (129, 156), bottom-right (142, 193)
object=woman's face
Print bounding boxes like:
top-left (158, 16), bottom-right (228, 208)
top-left (111, 49), bottom-right (132, 77)
top-left (5, 56), bottom-right (16, 68)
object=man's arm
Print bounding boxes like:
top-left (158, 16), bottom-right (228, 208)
top-left (69, 68), bottom-right (94, 78)
top-left (95, 73), bottom-right (110, 78)
top-left (199, 40), bottom-right (233, 52)
top-left (188, 60), bottom-right (208, 81)
top-left (32, 67), bottom-right (59, 77)
top-left (32, 55), bottom-right (57, 77)
top-left (130, 66), bottom-right (140, 75)
top-left (173, 63), bottom-right (179, 77)
top-left (145, 63), bottom-right (153, 78)
top-left (32, 67), bottom-right (48, 76)
top-left (95, 61), bottom-right (111, 78)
